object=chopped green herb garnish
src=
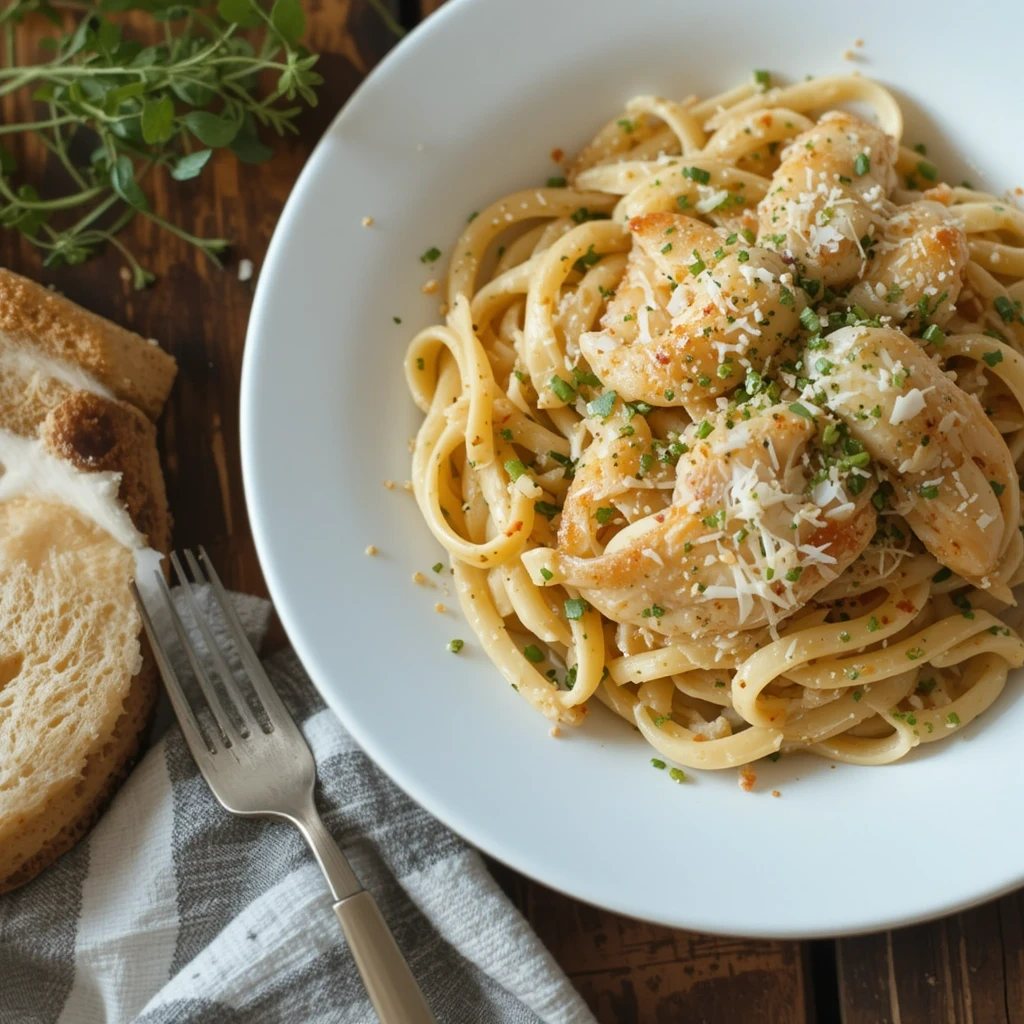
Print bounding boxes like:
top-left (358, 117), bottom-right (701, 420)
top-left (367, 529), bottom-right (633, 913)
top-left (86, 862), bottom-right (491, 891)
top-left (523, 644), bottom-right (545, 663)
top-left (918, 484), bottom-right (940, 499)
top-left (641, 604), bottom-right (666, 618)
top-left (586, 390), bottom-right (618, 419)
top-left (420, 247), bottom-right (442, 264)
top-left (651, 758), bottom-right (666, 770)
top-left (784, 566), bottom-right (804, 582)
top-left (540, 567), bottom-right (553, 581)
top-left (688, 250), bottom-right (706, 276)
top-left (534, 500), bottom-right (562, 520)
top-left (573, 243), bottom-right (603, 274)
top-left (432, 562), bottom-right (444, 574)
top-left (564, 598), bottom-right (588, 620)
top-left (682, 166), bottom-right (711, 185)
top-left (696, 420), bottom-right (714, 439)
top-left (922, 324), bottom-right (945, 346)
top-left (753, 69), bottom-right (771, 87)
top-left (854, 153), bottom-right (870, 176)
top-left (669, 767), bottom-right (686, 784)
top-left (932, 567), bottom-right (952, 583)
top-left (447, 639), bottom-right (464, 654)
top-left (799, 306), bottom-right (820, 333)
top-left (595, 507), bottom-right (615, 524)
top-left (546, 176), bottom-right (567, 187)
top-left (549, 375), bottom-right (576, 402)
top-left (572, 367), bottom-right (602, 388)
top-left (983, 348), bottom-right (1004, 367)
top-left (788, 402), bottom-right (814, 419)
top-left (994, 296), bottom-right (1016, 323)
top-left (917, 160), bottom-right (937, 181)
top-left (504, 459), bottom-right (527, 481)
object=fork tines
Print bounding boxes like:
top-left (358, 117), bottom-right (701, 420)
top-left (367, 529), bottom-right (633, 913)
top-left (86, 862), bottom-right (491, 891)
top-left (131, 546), bottom-right (295, 758)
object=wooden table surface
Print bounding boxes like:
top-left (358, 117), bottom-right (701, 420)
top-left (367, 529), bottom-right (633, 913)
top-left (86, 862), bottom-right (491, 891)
top-left (5, 1), bottom-right (1024, 1020)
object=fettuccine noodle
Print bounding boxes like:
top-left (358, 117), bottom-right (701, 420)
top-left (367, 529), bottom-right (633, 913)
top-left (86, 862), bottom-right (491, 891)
top-left (405, 73), bottom-right (1024, 776)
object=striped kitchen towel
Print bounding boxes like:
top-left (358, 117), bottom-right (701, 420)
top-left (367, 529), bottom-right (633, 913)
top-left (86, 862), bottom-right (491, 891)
top-left (0, 592), bottom-right (595, 1024)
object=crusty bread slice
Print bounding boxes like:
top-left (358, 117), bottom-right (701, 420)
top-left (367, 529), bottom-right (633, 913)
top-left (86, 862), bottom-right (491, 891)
top-left (0, 271), bottom-right (176, 894)
top-left (0, 497), bottom-right (156, 894)
top-left (0, 268), bottom-right (176, 422)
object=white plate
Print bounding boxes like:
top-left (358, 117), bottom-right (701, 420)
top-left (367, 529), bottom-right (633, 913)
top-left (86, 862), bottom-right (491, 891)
top-left (241, 0), bottom-right (1023, 937)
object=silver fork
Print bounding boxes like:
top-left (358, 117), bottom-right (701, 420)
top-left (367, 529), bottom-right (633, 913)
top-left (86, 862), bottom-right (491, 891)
top-left (131, 547), bottom-right (436, 1024)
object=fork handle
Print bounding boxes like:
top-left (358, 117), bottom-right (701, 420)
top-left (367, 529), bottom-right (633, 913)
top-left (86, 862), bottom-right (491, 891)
top-left (334, 890), bottom-right (436, 1023)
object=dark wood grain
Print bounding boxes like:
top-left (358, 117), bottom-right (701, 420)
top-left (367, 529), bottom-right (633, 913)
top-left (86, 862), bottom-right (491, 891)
top-left (837, 895), bottom-right (1024, 1024)
top-left (489, 862), bottom-right (813, 1023)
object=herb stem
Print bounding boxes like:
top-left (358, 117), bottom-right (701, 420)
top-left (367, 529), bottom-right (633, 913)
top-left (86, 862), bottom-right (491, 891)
top-left (0, 175), bottom-right (103, 209)
top-left (0, 114), bottom-right (80, 134)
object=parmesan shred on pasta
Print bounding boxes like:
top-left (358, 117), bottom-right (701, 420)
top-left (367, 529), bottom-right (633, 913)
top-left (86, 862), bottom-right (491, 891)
top-left (403, 71), bottom-right (1024, 778)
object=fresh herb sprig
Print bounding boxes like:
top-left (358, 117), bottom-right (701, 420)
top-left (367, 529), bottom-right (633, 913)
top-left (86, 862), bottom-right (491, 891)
top-left (0, 0), bottom-right (323, 285)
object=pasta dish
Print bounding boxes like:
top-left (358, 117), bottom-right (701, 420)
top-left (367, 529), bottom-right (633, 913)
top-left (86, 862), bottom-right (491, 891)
top-left (404, 73), bottom-right (1024, 773)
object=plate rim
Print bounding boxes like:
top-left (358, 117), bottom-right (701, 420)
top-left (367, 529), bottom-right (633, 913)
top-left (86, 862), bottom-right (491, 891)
top-left (240, 0), bottom-right (1024, 938)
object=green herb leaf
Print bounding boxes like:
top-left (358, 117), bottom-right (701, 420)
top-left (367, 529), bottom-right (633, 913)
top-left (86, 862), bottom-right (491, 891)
top-left (140, 94), bottom-right (175, 145)
top-left (682, 166), bottom-right (711, 184)
top-left (564, 598), bottom-right (588, 620)
top-left (550, 375), bottom-right (577, 403)
top-left (182, 110), bottom-right (240, 148)
top-left (270, 0), bottom-right (306, 43)
top-left (217, 0), bottom-right (261, 26)
top-left (109, 155), bottom-right (149, 210)
top-left (534, 500), bottom-right (561, 520)
top-left (586, 390), bottom-right (617, 418)
top-left (994, 296), bottom-right (1016, 323)
top-left (170, 149), bottom-right (213, 182)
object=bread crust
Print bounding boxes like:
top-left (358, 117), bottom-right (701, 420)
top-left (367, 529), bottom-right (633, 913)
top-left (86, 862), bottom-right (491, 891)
top-left (0, 268), bottom-right (176, 421)
top-left (0, 272), bottom-right (175, 895)
top-left (0, 656), bottom-right (157, 895)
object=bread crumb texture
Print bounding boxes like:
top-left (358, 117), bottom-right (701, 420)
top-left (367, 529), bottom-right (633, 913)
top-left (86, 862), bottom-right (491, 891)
top-left (0, 497), bottom-right (153, 892)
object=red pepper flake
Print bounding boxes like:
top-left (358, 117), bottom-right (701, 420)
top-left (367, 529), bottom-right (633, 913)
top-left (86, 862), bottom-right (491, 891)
top-left (896, 601), bottom-right (915, 614)
top-left (505, 521), bottom-right (523, 536)
top-left (550, 147), bottom-right (564, 163)
top-left (655, 351), bottom-right (671, 365)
